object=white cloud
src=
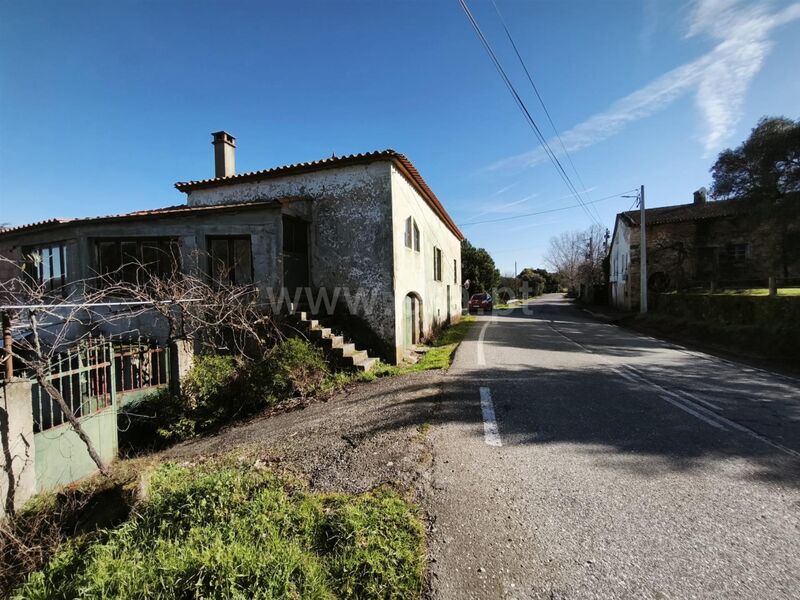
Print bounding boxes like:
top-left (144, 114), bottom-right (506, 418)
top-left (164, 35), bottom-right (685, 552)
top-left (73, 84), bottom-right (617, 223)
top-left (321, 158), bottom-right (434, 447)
top-left (490, 0), bottom-right (800, 171)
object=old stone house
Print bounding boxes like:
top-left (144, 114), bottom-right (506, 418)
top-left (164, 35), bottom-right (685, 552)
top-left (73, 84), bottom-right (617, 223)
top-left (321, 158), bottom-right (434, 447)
top-left (0, 132), bottom-right (464, 364)
top-left (608, 190), bottom-right (800, 310)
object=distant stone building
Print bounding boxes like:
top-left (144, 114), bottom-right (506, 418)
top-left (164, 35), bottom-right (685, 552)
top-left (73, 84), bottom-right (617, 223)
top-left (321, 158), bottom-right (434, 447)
top-left (608, 190), bottom-right (800, 310)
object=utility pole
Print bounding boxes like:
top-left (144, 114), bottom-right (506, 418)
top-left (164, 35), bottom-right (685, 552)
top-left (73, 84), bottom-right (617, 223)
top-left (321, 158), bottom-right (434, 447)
top-left (639, 184), bottom-right (647, 314)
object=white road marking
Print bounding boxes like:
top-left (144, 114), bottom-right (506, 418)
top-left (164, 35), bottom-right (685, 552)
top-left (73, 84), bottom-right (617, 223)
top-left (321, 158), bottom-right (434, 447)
top-left (477, 319), bottom-right (492, 366)
top-left (479, 386), bottom-right (502, 447)
top-left (616, 370), bottom-right (727, 430)
top-left (617, 367), bottom-right (800, 458)
top-left (551, 315), bottom-right (800, 458)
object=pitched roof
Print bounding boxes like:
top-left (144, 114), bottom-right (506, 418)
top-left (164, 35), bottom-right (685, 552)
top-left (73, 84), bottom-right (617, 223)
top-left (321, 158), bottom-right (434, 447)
top-left (174, 149), bottom-right (464, 240)
top-left (0, 200), bottom-right (279, 238)
top-left (620, 198), bottom-right (753, 227)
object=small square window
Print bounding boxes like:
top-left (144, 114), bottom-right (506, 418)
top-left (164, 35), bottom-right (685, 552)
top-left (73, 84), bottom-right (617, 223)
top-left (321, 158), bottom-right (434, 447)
top-left (208, 236), bottom-right (253, 286)
top-left (727, 243), bottom-right (748, 264)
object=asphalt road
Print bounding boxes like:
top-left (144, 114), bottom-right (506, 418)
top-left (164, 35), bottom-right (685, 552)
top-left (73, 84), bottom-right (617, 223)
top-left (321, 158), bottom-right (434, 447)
top-left (426, 294), bottom-right (800, 600)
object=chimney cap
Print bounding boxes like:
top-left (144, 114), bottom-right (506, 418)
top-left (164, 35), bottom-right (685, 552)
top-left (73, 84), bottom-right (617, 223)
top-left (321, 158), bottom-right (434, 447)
top-left (211, 131), bottom-right (236, 146)
top-left (693, 187), bottom-right (707, 205)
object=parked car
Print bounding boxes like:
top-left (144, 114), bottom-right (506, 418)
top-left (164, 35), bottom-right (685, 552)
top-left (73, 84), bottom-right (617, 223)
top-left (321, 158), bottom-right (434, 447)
top-left (468, 292), bottom-right (493, 312)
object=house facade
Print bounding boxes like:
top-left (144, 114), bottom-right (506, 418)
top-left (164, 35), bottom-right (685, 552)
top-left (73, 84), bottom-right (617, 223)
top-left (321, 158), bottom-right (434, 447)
top-left (0, 133), bottom-right (464, 363)
top-left (608, 190), bottom-right (800, 310)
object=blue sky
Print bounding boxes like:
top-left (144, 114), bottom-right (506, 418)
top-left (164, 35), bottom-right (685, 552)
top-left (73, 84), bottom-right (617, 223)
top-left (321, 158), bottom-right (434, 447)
top-left (1, 0), bottom-right (798, 274)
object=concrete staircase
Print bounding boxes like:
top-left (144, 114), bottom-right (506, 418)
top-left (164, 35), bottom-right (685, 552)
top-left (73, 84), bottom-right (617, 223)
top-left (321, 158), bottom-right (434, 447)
top-left (291, 311), bottom-right (379, 373)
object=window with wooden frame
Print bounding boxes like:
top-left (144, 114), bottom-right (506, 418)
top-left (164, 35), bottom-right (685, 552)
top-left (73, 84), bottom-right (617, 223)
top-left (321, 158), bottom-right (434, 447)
top-left (726, 243), bottom-right (749, 264)
top-left (413, 221), bottom-right (421, 252)
top-left (208, 236), bottom-right (253, 286)
top-left (453, 259), bottom-right (457, 284)
top-left (24, 243), bottom-right (68, 293)
top-left (433, 247), bottom-right (443, 281)
top-left (95, 238), bottom-right (180, 285)
top-left (404, 217), bottom-right (413, 249)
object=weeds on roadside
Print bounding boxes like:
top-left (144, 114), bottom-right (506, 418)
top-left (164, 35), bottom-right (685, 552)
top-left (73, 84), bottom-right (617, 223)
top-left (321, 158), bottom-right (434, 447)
top-left (12, 462), bottom-right (426, 600)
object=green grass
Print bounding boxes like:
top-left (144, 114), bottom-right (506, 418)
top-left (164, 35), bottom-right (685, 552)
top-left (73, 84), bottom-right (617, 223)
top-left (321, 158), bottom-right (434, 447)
top-left (378, 315), bottom-right (477, 376)
top-left (13, 463), bottom-right (426, 600)
top-left (322, 315), bottom-right (477, 386)
top-left (671, 288), bottom-right (800, 297)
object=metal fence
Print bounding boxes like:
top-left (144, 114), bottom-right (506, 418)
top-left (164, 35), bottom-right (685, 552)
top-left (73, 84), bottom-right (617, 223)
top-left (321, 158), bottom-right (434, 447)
top-left (32, 338), bottom-right (170, 433)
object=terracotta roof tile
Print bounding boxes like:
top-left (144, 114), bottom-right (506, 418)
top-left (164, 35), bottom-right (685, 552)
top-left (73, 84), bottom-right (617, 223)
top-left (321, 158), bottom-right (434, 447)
top-left (0, 200), bottom-right (278, 238)
top-left (621, 198), bottom-right (752, 226)
top-left (174, 149), bottom-right (464, 240)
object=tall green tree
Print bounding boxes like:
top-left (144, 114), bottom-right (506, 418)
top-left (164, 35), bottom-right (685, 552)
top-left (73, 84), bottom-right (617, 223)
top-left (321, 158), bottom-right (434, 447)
top-left (710, 116), bottom-right (800, 200)
top-left (517, 268), bottom-right (545, 297)
top-left (461, 240), bottom-right (500, 293)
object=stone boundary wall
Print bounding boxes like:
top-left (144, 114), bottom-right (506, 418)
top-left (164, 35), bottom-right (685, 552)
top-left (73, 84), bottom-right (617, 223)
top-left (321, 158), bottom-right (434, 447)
top-left (1, 379), bottom-right (35, 517)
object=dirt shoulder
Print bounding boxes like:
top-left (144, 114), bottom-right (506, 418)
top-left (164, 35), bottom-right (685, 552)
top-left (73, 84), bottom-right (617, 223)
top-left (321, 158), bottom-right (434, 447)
top-left (163, 370), bottom-right (446, 497)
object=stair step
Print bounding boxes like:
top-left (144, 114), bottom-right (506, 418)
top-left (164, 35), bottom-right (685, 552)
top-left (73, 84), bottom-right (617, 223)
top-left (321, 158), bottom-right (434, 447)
top-left (336, 343), bottom-right (356, 356)
top-left (309, 327), bottom-right (332, 340)
top-left (343, 350), bottom-right (368, 366)
top-left (354, 357), bottom-right (379, 372)
top-left (329, 335), bottom-right (344, 348)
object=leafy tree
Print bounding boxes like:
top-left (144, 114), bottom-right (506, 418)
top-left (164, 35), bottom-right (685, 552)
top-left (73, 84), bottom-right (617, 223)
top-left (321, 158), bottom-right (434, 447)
top-left (517, 268), bottom-right (545, 297)
top-left (532, 268), bottom-right (559, 293)
top-left (461, 240), bottom-right (500, 293)
top-left (710, 116), bottom-right (800, 200)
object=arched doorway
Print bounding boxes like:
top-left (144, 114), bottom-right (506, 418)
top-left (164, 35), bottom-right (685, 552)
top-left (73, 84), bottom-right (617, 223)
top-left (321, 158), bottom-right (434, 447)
top-left (403, 292), bottom-right (423, 348)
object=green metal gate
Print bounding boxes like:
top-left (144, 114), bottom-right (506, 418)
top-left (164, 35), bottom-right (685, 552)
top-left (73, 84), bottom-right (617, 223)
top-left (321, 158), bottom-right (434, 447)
top-left (31, 338), bottom-right (170, 491)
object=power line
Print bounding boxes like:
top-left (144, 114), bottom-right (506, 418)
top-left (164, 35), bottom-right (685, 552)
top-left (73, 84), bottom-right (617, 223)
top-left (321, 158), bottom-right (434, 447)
top-left (488, 0), bottom-right (603, 225)
top-left (458, 189), bottom-right (637, 226)
top-left (458, 0), bottom-right (603, 228)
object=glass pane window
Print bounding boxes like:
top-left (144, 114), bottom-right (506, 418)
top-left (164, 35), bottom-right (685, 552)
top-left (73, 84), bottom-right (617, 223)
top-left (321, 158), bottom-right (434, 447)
top-left (24, 243), bottom-right (67, 293)
top-left (413, 222), bottom-right (421, 252)
top-left (404, 217), bottom-right (412, 249)
top-left (208, 236), bottom-right (253, 286)
top-left (95, 238), bottom-right (179, 286)
top-left (433, 247), bottom-right (442, 281)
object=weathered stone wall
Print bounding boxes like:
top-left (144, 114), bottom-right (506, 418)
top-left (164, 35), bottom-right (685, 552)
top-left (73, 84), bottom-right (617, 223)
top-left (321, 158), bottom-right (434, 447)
top-left (186, 161), bottom-right (398, 356)
top-left (1, 379), bottom-right (35, 517)
top-left (622, 205), bottom-right (800, 311)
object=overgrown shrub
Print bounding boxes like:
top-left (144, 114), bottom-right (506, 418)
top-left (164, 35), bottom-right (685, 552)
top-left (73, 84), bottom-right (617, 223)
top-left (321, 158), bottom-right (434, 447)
top-left (13, 463), bottom-right (425, 600)
top-left (122, 339), bottom-right (330, 445)
top-left (268, 337), bottom-right (328, 398)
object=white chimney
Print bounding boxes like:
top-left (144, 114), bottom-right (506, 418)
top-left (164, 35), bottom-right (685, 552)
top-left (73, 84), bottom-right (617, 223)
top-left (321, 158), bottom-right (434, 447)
top-left (212, 131), bottom-right (236, 178)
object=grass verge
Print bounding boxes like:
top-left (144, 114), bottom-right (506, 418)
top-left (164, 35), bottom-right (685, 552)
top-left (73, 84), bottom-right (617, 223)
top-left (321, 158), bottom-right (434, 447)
top-left (666, 288), bottom-right (800, 296)
top-left (372, 315), bottom-right (476, 378)
top-left (9, 461), bottom-right (426, 600)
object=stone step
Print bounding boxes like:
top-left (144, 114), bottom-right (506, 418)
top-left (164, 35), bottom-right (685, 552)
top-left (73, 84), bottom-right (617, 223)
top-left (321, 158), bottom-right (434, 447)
top-left (354, 357), bottom-right (379, 372)
top-left (308, 327), bottom-right (332, 340)
top-left (291, 311), bottom-right (377, 373)
top-left (342, 350), bottom-right (368, 367)
top-left (336, 343), bottom-right (356, 356)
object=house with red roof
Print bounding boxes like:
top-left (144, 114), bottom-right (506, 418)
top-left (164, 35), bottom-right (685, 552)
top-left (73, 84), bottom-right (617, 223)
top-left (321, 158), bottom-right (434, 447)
top-left (0, 132), bottom-right (464, 365)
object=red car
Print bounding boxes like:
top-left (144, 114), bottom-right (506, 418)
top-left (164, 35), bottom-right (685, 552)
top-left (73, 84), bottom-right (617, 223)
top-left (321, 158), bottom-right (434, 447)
top-left (468, 292), bottom-right (494, 312)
